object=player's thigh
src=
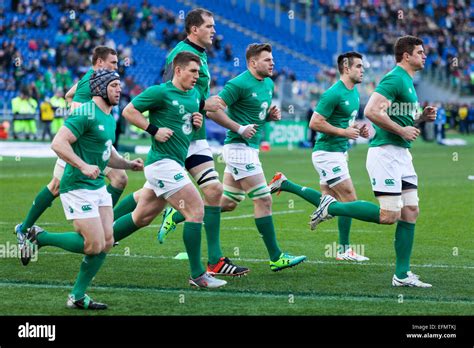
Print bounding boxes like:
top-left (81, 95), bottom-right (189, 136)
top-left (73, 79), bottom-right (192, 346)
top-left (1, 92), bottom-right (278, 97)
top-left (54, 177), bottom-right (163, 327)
top-left (167, 183), bottom-right (204, 222)
top-left (187, 159), bottom-right (222, 203)
top-left (133, 187), bottom-right (166, 226)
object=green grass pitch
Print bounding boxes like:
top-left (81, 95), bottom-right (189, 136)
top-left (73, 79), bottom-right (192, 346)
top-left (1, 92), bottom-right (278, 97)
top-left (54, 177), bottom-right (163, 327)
top-left (0, 137), bottom-right (473, 315)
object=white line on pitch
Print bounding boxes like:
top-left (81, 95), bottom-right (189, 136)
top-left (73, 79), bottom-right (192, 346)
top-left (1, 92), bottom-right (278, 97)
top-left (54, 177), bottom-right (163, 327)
top-left (0, 281), bottom-right (472, 305)
top-left (38, 251), bottom-right (474, 270)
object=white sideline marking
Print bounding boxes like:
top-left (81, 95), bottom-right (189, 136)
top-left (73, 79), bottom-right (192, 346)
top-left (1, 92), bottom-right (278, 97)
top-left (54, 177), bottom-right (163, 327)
top-left (38, 251), bottom-right (474, 270)
top-left (0, 281), bottom-right (472, 305)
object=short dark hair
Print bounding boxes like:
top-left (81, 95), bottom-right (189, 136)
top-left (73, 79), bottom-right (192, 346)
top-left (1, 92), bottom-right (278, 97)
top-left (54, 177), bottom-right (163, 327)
top-left (172, 51), bottom-right (202, 70)
top-left (337, 51), bottom-right (363, 74)
top-left (185, 8), bottom-right (213, 35)
top-left (92, 46), bottom-right (117, 65)
top-left (394, 35), bottom-right (423, 63)
top-left (246, 43), bottom-right (272, 62)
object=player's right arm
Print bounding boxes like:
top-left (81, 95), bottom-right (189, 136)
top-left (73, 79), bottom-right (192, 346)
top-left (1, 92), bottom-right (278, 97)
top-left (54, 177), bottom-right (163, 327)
top-left (309, 112), bottom-right (360, 140)
top-left (51, 126), bottom-right (99, 179)
top-left (122, 86), bottom-right (173, 143)
top-left (364, 92), bottom-right (419, 142)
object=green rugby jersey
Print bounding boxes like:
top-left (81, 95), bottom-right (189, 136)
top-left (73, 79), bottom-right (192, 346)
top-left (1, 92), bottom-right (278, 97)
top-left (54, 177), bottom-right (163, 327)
top-left (164, 39), bottom-right (210, 141)
top-left (60, 101), bottom-right (116, 193)
top-left (218, 70), bottom-right (274, 149)
top-left (370, 65), bottom-right (419, 148)
top-left (72, 68), bottom-right (94, 103)
top-left (313, 80), bottom-right (360, 153)
top-left (132, 81), bottom-right (202, 167)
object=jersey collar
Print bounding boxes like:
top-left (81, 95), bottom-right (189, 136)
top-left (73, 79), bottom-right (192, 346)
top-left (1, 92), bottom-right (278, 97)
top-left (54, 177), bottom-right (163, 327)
top-left (184, 38), bottom-right (205, 53)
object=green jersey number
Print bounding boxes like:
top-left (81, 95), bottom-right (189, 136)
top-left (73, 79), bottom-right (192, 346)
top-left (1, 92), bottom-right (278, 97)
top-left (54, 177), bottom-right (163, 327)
top-left (182, 113), bottom-right (193, 135)
top-left (259, 102), bottom-right (269, 120)
top-left (102, 139), bottom-right (113, 161)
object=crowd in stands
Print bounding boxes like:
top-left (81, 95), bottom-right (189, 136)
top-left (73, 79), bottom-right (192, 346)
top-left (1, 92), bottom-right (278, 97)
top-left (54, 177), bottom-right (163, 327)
top-left (0, 0), bottom-right (472, 143)
top-left (318, 0), bottom-right (474, 93)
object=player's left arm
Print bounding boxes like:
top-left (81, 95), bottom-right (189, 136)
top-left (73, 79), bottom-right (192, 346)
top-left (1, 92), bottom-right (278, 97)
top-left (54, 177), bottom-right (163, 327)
top-left (65, 83), bottom-right (77, 105)
top-left (416, 106), bottom-right (437, 124)
top-left (107, 147), bottom-right (144, 171)
top-left (267, 105), bottom-right (281, 121)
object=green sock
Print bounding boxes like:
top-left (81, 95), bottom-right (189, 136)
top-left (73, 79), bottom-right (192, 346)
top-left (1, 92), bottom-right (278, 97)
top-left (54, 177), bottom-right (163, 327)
top-left (37, 231), bottom-right (84, 254)
top-left (328, 201), bottom-right (380, 223)
top-left (21, 186), bottom-right (56, 232)
top-left (113, 213), bottom-right (140, 242)
top-left (183, 222), bottom-right (205, 279)
top-left (107, 184), bottom-right (124, 207)
top-left (280, 180), bottom-right (322, 206)
top-left (71, 252), bottom-right (107, 299)
top-left (394, 221), bottom-right (415, 279)
top-left (255, 215), bottom-right (282, 262)
top-left (338, 216), bottom-right (352, 252)
top-left (204, 206), bottom-right (223, 264)
top-left (113, 193), bottom-right (137, 220)
top-left (172, 210), bottom-right (186, 224)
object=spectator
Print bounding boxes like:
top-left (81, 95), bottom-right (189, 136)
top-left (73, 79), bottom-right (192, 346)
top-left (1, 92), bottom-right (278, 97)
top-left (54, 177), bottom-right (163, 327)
top-left (39, 97), bottom-right (54, 141)
top-left (434, 102), bottom-right (446, 144)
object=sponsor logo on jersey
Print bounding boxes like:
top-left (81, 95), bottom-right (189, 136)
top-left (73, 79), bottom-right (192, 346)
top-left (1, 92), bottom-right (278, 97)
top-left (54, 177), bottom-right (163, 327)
top-left (252, 92), bottom-right (257, 98)
top-left (81, 204), bottom-right (92, 212)
top-left (384, 178), bottom-right (395, 186)
top-left (245, 163), bottom-right (256, 171)
top-left (174, 173), bottom-right (185, 181)
top-left (344, 100), bottom-right (349, 105)
top-left (98, 125), bottom-right (104, 131)
top-left (332, 166), bottom-right (341, 174)
top-left (172, 100), bottom-right (179, 106)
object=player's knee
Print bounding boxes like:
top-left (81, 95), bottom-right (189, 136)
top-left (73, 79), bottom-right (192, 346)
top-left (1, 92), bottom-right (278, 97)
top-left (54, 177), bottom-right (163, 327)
top-left (222, 185), bottom-right (245, 211)
top-left (103, 236), bottom-right (115, 252)
top-left (221, 198), bottom-right (237, 212)
top-left (401, 205), bottom-right (419, 222)
top-left (135, 214), bottom-right (153, 228)
top-left (47, 177), bottom-right (60, 197)
top-left (379, 209), bottom-right (400, 225)
top-left (185, 205), bottom-right (204, 222)
top-left (84, 240), bottom-right (104, 255)
top-left (109, 171), bottom-right (128, 190)
top-left (202, 182), bottom-right (223, 205)
top-left (254, 195), bottom-right (272, 212)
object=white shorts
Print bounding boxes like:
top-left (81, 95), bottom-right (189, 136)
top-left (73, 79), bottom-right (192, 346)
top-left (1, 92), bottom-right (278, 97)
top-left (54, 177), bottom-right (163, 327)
top-left (223, 143), bottom-right (263, 181)
top-left (143, 159), bottom-right (192, 199)
top-left (366, 145), bottom-right (418, 194)
top-left (60, 186), bottom-right (112, 220)
top-left (312, 151), bottom-right (350, 188)
top-left (53, 158), bottom-right (66, 180)
top-left (187, 139), bottom-right (213, 158)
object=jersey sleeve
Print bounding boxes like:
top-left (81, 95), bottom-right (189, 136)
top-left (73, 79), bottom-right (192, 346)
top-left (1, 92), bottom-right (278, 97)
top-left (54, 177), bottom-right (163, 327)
top-left (218, 80), bottom-right (242, 107)
top-left (131, 85), bottom-right (163, 113)
top-left (375, 73), bottom-right (401, 102)
top-left (72, 73), bottom-right (93, 103)
top-left (315, 90), bottom-right (339, 119)
top-left (64, 108), bottom-right (90, 138)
